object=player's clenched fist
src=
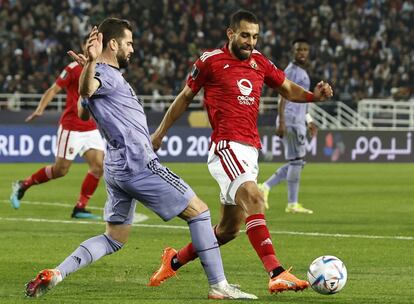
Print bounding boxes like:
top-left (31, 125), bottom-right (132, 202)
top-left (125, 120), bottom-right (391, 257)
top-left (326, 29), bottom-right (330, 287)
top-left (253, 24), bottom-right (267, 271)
top-left (314, 81), bottom-right (333, 101)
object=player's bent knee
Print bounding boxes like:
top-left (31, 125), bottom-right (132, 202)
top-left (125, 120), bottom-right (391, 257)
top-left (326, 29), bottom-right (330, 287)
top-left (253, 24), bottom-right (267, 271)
top-left (179, 196), bottom-right (209, 220)
top-left (247, 196), bottom-right (265, 213)
top-left (106, 223), bottom-right (131, 244)
top-left (236, 184), bottom-right (265, 214)
top-left (188, 195), bottom-right (209, 213)
top-left (244, 189), bottom-right (265, 213)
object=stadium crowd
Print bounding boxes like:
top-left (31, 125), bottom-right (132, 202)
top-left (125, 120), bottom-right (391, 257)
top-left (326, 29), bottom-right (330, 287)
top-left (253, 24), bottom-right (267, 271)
top-left (0, 0), bottom-right (413, 106)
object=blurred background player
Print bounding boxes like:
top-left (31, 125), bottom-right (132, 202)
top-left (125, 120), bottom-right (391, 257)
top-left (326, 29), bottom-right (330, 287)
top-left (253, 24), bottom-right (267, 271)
top-left (25, 18), bottom-right (257, 300)
top-left (9, 37), bottom-right (104, 220)
top-left (258, 38), bottom-right (317, 214)
top-left (149, 10), bottom-right (332, 294)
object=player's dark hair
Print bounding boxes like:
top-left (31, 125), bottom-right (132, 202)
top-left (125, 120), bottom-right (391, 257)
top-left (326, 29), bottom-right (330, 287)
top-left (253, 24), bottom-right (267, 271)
top-left (98, 18), bottom-right (132, 49)
top-left (229, 10), bottom-right (258, 30)
top-left (292, 38), bottom-right (310, 46)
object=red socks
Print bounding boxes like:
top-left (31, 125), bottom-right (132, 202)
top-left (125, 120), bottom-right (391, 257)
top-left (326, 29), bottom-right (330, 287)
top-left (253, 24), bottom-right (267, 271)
top-left (75, 172), bottom-right (100, 209)
top-left (245, 214), bottom-right (281, 272)
top-left (177, 243), bottom-right (197, 265)
top-left (22, 165), bottom-right (54, 189)
top-left (176, 214), bottom-right (281, 274)
top-left (22, 167), bottom-right (100, 209)
top-left (177, 225), bottom-right (223, 265)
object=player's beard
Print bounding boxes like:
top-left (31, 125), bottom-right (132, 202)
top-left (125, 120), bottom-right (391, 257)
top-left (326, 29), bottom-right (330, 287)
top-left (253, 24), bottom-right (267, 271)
top-left (117, 51), bottom-right (130, 69)
top-left (231, 43), bottom-right (252, 60)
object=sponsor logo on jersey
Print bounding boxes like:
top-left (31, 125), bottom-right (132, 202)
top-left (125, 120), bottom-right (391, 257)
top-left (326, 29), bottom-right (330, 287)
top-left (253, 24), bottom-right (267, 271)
top-left (236, 79), bottom-right (255, 106)
top-left (237, 79), bottom-right (253, 95)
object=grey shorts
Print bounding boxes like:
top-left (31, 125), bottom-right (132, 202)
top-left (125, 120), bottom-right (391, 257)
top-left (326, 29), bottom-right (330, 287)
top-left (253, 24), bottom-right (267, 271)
top-left (103, 159), bottom-right (195, 224)
top-left (283, 124), bottom-right (307, 160)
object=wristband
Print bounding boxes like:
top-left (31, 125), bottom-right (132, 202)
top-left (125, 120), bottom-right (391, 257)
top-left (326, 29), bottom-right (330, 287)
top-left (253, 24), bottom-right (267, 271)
top-left (305, 91), bottom-right (314, 103)
top-left (305, 113), bottom-right (313, 124)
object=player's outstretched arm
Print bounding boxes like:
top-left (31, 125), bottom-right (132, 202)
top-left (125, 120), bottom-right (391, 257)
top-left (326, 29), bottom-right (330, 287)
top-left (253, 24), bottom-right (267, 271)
top-left (276, 78), bottom-right (333, 103)
top-left (151, 85), bottom-right (195, 151)
top-left (26, 83), bottom-right (62, 122)
top-left (79, 26), bottom-right (102, 98)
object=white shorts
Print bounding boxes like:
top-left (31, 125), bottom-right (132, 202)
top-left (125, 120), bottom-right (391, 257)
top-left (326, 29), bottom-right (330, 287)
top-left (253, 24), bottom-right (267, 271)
top-left (56, 125), bottom-right (105, 160)
top-left (207, 140), bottom-right (259, 205)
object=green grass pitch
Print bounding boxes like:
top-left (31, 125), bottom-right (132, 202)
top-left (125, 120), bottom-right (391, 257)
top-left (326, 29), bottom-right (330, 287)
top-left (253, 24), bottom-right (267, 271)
top-left (0, 163), bottom-right (413, 303)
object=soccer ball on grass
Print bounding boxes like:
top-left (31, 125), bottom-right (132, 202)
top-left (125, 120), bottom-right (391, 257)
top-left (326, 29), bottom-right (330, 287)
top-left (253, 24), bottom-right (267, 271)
top-left (307, 255), bottom-right (347, 295)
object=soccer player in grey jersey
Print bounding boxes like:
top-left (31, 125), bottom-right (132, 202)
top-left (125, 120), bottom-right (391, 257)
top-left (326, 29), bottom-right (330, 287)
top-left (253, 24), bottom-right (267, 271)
top-left (259, 38), bottom-right (317, 214)
top-left (25, 18), bottom-right (256, 300)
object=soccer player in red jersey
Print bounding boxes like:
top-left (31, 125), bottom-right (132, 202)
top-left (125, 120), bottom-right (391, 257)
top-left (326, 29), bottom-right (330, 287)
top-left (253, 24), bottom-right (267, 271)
top-left (148, 10), bottom-right (333, 293)
top-left (10, 38), bottom-right (104, 219)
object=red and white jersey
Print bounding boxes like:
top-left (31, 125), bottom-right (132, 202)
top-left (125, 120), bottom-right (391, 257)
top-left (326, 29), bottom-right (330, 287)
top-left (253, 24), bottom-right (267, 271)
top-left (186, 44), bottom-right (285, 148)
top-left (55, 62), bottom-right (97, 132)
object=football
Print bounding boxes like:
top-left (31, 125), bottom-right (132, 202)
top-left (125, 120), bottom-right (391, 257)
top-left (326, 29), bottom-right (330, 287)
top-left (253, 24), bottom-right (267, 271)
top-left (307, 255), bottom-right (347, 295)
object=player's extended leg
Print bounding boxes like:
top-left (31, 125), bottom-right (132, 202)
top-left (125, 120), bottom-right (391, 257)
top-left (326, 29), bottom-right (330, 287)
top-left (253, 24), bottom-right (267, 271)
top-left (285, 159), bottom-right (313, 214)
top-left (150, 196), bottom-right (256, 299)
top-left (181, 197), bottom-right (255, 299)
top-left (10, 158), bottom-right (72, 209)
top-left (25, 169), bottom-right (133, 297)
top-left (71, 149), bottom-right (104, 219)
top-left (258, 163), bottom-right (289, 209)
top-left (235, 181), bottom-right (309, 293)
top-left (147, 204), bottom-right (243, 287)
top-left (25, 222), bottom-right (128, 297)
top-left (177, 197), bottom-right (226, 286)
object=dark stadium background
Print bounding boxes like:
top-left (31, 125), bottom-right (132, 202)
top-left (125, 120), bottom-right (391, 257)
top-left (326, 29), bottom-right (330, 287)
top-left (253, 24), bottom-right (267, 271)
top-left (1, 0), bottom-right (413, 163)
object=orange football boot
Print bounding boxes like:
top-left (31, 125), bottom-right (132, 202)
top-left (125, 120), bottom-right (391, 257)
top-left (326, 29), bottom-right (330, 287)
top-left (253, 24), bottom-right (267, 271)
top-left (269, 267), bottom-right (310, 294)
top-left (148, 247), bottom-right (178, 286)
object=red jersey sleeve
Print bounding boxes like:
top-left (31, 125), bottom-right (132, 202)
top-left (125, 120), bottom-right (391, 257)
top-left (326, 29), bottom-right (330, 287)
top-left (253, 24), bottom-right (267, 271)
top-left (186, 57), bottom-right (211, 94)
top-left (55, 66), bottom-right (73, 89)
top-left (263, 59), bottom-right (285, 89)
